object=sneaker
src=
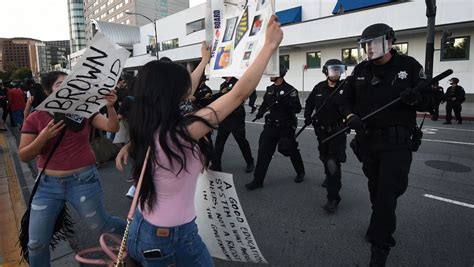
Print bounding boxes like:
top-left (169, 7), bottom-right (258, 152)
top-left (443, 121), bottom-right (451, 124)
top-left (126, 176), bottom-right (134, 183)
top-left (294, 172), bottom-right (305, 183)
top-left (245, 161), bottom-right (255, 173)
top-left (322, 199), bottom-right (339, 213)
top-left (369, 246), bottom-right (390, 267)
top-left (321, 178), bottom-right (328, 188)
top-left (245, 181), bottom-right (263, 190)
top-left (125, 185), bottom-right (136, 199)
top-left (250, 106), bottom-right (257, 114)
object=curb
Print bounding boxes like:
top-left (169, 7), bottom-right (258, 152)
top-left (2, 127), bottom-right (78, 266)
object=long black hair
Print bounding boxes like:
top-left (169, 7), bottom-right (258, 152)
top-left (129, 60), bottom-right (215, 211)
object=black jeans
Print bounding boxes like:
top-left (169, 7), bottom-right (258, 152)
top-left (445, 102), bottom-right (462, 122)
top-left (213, 120), bottom-right (253, 170)
top-left (360, 130), bottom-right (412, 249)
top-left (252, 125), bottom-right (304, 185)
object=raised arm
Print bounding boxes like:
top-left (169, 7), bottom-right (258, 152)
top-left (189, 43), bottom-right (211, 97)
top-left (187, 15), bottom-right (283, 140)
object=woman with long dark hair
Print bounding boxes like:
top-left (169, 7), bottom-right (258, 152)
top-left (114, 16), bottom-right (282, 266)
top-left (19, 71), bottom-right (126, 266)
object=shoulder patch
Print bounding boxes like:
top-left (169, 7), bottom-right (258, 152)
top-left (290, 90), bottom-right (297, 97)
top-left (419, 68), bottom-right (427, 79)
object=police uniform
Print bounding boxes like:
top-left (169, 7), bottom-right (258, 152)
top-left (431, 84), bottom-right (444, 121)
top-left (193, 82), bottom-right (214, 109)
top-left (444, 82), bottom-right (465, 124)
top-left (343, 48), bottom-right (435, 252)
top-left (305, 80), bottom-right (347, 205)
top-left (246, 80), bottom-right (305, 189)
top-left (211, 77), bottom-right (254, 172)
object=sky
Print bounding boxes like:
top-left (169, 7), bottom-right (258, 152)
top-left (0, 0), bottom-right (206, 41)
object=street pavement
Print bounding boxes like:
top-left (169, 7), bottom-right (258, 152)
top-left (2, 103), bottom-right (473, 266)
top-left (70, 110), bottom-right (474, 267)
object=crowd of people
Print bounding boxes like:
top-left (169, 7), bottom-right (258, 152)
top-left (9, 15), bottom-right (468, 267)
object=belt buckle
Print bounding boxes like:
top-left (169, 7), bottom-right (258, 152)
top-left (156, 228), bottom-right (170, 237)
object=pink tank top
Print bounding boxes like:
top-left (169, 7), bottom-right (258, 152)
top-left (141, 136), bottom-right (204, 227)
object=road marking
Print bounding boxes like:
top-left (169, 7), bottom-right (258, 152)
top-left (423, 194), bottom-right (474, 209)
top-left (424, 126), bottom-right (474, 132)
top-left (246, 121), bottom-right (315, 131)
top-left (422, 139), bottom-right (474, 146)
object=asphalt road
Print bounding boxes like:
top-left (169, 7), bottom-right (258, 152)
top-left (70, 113), bottom-right (474, 266)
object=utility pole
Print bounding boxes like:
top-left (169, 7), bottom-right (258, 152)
top-left (425, 0), bottom-right (436, 79)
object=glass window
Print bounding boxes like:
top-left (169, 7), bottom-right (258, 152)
top-left (393, 42), bottom-right (408, 55)
top-left (126, 19), bottom-right (130, 24)
top-left (125, 0), bottom-right (129, 3)
top-left (161, 38), bottom-right (179, 51)
top-left (306, 51), bottom-right (321, 69)
top-left (441, 36), bottom-right (470, 61)
top-left (186, 19), bottom-right (205, 35)
top-left (341, 47), bottom-right (360, 66)
top-left (280, 54), bottom-right (290, 70)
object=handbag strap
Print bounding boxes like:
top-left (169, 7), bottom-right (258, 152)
top-left (29, 127), bottom-right (67, 205)
top-left (127, 146), bottom-right (151, 219)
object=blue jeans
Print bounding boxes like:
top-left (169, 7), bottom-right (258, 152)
top-left (127, 210), bottom-right (214, 267)
top-left (28, 165), bottom-right (126, 267)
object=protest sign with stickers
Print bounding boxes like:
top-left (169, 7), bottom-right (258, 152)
top-left (195, 170), bottom-right (267, 263)
top-left (36, 32), bottom-right (130, 118)
top-left (207, 0), bottom-right (278, 78)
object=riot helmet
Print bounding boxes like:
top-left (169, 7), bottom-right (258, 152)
top-left (358, 23), bottom-right (396, 61)
top-left (323, 59), bottom-right (346, 81)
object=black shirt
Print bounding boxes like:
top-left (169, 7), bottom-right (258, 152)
top-left (343, 49), bottom-right (434, 129)
top-left (445, 85), bottom-right (466, 104)
top-left (305, 80), bottom-right (346, 126)
top-left (258, 80), bottom-right (302, 125)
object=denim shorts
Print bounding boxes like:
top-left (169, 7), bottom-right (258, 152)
top-left (127, 209), bottom-right (214, 267)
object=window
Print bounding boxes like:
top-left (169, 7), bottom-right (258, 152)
top-left (441, 36), bottom-right (470, 61)
top-left (306, 51), bottom-right (321, 69)
top-left (280, 54), bottom-right (290, 70)
top-left (393, 42), bottom-right (408, 55)
top-left (162, 38), bottom-right (179, 51)
top-left (116, 3), bottom-right (123, 9)
top-left (186, 19), bottom-right (205, 35)
top-left (341, 47), bottom-right (360, 66)
top-left (108, 7), bottom-right (115, 14)
top-left (126, 19), bottom-right (130, 24)
top-left (125, 0), bottom-right (129, 3)
top-left (117, 12), bottom-right (123, 19)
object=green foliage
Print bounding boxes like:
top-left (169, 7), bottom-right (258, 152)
top-left (10, 67), bottom-right (32, 81)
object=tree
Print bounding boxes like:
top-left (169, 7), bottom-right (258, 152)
top-left (10, 67), bottom-right (32, 81)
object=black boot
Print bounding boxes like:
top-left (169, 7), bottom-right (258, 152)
top-left (245, 181), bottom-right (263, 190)
top-left (322, 199), bottom-right (339, 213)
top-left (294, 172), bottom-right (305, 183)
top-left (369, 246), bottom-right (389, 267)
top-left (443, 121), bottom-right (451, 124)
top-left (245, 161), bottom-right (255, 173)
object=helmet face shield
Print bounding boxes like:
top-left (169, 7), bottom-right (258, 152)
top-left (359, 35), bottom-right (390, 60)
top-left (327, 65), bottom-right (346, 80)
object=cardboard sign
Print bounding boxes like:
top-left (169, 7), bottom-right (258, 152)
top-left (207, 0), bottom-right (278, 78)
top-left (195, 170), bottom-right (267, 263)
top-left (37, 33), bottom-right (130, 118)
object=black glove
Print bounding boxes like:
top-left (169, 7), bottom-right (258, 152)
top-left (304, 117), bottom-right (313, 126)
top-left (346, 114), bottom-right (365, 134)
top-left (255, 113), bottom-right (264, 120)
top-left (400, 87), bottom-right (421, 105)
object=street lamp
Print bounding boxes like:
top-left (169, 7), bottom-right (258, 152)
top-left (125, 11), bottom-right (159, 60)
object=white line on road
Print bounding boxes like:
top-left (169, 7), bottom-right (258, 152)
top-left (423, 194), bottom-right (474, 209)
top-left (421, 139), bottom-right (474, 146)
top-left (426, 126), bottom-right (474, 132)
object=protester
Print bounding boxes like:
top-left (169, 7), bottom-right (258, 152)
top-left (18, 71), bottom-right (126, 266)
top-left (24, 78), bottom-right (47, 119)
top-left (0, 84), bottom-right (7, 131)
top-left (115, 15), bottom-right (283, 266)
top-left (6, 83), bottom-right (26, 127)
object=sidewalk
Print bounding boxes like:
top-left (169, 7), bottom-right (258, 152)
top-left (0, 126), bottom-right (77, 266)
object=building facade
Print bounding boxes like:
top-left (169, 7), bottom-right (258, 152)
top-left (83, 0), bottom-right (188, 42)
top-left (37, 40), bottom-right (71, 74)
top-left (1, 38), bottom-right (42, 77)
top-left (123, 0), bottom-right (473, 96)
top-left (68, 0), bottom-right (87, 53)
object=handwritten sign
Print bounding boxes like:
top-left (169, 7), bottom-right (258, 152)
top-left (37, 33), bottom-right (130, 118)
top-left (195, 170), bottom-right (267, 263)
top-left (207, 0), bottom-right (278, 78)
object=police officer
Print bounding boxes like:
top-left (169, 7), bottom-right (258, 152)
top-left (210, 77), bottom-right (254, 173)
top-left (245, 66), bottom-right (305, 190)
top-left (304, 59), bottom-right (348, 213)
top-left (193, 74), bottom-right (214, 109)
top-left (444, 77), bottom-right (465, 124)
top-left (430, 81), bottom-right (444, 121)
top-left (341, 23), bottom-right (435, 266)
